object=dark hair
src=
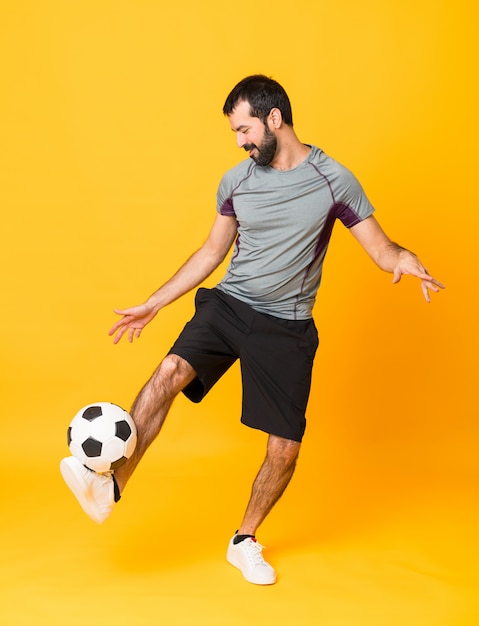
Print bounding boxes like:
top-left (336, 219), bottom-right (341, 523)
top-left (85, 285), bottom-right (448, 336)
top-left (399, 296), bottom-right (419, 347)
top-left (223, 74), bottom-right (293, 126)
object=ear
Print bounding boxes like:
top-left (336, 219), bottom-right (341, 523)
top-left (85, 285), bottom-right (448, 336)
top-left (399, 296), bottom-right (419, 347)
top-left (268, 107), bottom-right (283, 129)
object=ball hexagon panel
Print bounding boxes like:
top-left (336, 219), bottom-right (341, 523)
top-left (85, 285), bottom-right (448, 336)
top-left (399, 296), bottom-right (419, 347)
top-left (115, 420), bottom-right (132, 441)
top-left (82, 405), bottom-right (103, 421)
top-left (82, 437), bottom-right (103, 458)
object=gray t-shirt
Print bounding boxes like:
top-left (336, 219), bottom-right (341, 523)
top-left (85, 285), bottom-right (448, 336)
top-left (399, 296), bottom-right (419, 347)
top-left (215, 146), bottom-right (375, 320)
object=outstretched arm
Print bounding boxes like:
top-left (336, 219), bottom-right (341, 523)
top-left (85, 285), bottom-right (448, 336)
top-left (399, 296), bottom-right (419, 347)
top-left (349, 215), bottom-right (445, 302)
top-left (109, 213), bottom-right (238, 343)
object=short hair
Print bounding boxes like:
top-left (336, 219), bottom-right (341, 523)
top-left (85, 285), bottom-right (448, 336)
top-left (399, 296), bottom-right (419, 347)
top-left (223, 74), bottom-right (293, 126)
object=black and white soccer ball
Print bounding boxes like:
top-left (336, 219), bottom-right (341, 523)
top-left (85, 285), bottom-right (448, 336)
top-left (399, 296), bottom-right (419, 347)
top-left (67, 402), bottom-right (137, 473)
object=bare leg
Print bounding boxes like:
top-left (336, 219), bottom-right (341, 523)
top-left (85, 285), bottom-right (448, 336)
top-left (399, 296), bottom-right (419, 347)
top-left (237, 434), bottom-right (301, 536)
top-left (114, 354), bottom-right (196, 493)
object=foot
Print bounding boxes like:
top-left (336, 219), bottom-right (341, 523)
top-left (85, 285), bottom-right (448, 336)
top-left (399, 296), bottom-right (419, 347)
top-left (226, 535), bottom-right (277, 585)
top-left (60, 456), bottom-right (116, 524)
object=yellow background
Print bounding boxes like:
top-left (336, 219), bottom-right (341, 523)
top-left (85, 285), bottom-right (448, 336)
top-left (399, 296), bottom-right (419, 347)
top-left (1, 1), bottom-right (477, 624)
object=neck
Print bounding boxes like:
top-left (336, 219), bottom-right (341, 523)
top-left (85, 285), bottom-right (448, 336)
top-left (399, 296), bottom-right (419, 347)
top-left (269, 135), bottom-right (311, 171)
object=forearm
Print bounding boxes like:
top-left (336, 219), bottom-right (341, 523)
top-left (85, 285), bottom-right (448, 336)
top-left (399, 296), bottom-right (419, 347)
top-left (147, 245), bottom-right (225, 312)
top-left (371, 240), bottom-right (415, 274)
top-left (109, 214), bottom-right (237, 343)
top-left (350, 217), bottom-right (418, 274)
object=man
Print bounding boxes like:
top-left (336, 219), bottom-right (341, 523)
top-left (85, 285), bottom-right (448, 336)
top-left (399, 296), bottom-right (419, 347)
top-left (60, 75), bottom-right (444, 585)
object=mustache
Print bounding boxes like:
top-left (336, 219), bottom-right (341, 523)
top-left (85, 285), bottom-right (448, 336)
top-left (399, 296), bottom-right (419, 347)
top-left (243, 143), bottom-right (257, 152)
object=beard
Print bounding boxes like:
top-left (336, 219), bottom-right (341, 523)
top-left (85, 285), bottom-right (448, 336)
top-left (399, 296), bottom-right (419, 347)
top-left (244, 124), bottom-right (277, 166)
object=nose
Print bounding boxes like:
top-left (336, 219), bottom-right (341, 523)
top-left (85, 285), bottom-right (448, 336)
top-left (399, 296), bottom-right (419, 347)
top-left (236, 132), bottom-right (247, 149)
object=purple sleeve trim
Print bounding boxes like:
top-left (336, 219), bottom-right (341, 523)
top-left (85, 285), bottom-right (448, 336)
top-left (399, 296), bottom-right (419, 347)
top-left (333, 202), bottom-right (363, 228)
top-left (220, 197), bottom-right (236, 217)
top-left (308, 162), bottom-right (369, 228)
top-left (307, 202), bottom-right (364, 273)
top-left (219, 164), bottom-right (256, 218)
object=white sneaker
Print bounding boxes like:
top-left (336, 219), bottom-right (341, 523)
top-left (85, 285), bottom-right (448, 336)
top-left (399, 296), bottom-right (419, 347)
top-left (60, 456), bottom-right (115, 524)
top-left (226, 536), bottom-right (277, 585)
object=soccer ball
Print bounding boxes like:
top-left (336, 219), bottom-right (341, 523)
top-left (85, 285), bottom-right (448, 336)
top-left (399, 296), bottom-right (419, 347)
top-left (67, 402), bottom-right (137, 473)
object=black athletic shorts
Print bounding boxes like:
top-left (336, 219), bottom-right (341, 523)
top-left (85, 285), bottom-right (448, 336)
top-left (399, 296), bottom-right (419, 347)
top-left (168, 288), bottom-right (319, 442)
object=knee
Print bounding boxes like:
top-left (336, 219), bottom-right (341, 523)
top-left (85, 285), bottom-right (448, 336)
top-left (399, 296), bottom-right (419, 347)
top-left (152, 354), bottom-right (196, 390)
top-left (158, 354), bottom-right (183, 378)
top-left (267, 435), bottom-right (301, 468)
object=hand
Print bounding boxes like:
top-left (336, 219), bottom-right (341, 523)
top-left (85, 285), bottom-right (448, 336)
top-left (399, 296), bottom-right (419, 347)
top-left (392, 252), bottom-right (445, 303)
top-left (108, 303), bottom-right (158, 344)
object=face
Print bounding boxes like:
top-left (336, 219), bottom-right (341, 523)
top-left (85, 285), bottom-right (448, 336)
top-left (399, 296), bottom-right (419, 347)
top-left (228, 100), bottom-right (278, 166)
